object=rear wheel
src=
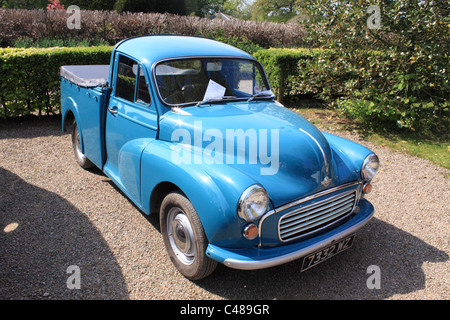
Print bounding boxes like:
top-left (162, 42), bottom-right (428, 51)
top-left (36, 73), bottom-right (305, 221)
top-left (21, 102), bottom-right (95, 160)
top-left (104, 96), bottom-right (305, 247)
top-left (71, 119), bottom-right (94, 169)
top-left (160, 191), bottom-right (217, 280)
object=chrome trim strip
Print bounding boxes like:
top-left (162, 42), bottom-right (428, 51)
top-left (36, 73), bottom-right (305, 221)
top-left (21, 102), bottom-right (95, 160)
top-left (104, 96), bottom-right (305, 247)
top-left (299, 128), bottom-right (329, 175)
top-left (224, 207), bottom-right (373, 270)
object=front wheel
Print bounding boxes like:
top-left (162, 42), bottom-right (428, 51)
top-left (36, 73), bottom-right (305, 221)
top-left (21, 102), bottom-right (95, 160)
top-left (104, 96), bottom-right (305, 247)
top-left (160, 191), bottom-right (217, 280)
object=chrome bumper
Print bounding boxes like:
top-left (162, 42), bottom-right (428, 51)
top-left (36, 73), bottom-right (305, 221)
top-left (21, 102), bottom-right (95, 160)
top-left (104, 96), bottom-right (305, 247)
top-left (206, 199), bottom-right (374, 271)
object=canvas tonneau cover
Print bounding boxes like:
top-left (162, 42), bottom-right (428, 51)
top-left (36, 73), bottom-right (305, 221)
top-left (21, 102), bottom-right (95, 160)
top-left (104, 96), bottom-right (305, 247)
top-left (61, 65), bottom-right (110, 88)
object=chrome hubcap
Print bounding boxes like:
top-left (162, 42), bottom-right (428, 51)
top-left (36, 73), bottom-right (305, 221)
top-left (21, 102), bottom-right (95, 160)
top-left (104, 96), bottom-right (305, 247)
top-left (167, 207), bottom-right (196, 265)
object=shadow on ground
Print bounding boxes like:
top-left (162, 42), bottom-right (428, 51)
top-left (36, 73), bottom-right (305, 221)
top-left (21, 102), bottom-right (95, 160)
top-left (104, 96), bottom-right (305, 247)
top-left (0, 167), bottom-right (128, 299)
top-left (0, 115), bottom-right (64, 140)
top-left (195, 217), bottom-right (448, 300)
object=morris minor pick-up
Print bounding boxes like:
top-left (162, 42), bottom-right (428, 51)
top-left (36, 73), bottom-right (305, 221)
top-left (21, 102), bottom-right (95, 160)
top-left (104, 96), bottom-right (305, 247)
top-left (61, 35), bottom-right (380, 280)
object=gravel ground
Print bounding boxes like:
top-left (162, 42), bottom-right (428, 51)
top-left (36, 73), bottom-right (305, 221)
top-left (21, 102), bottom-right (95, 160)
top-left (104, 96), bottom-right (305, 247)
top-left (0, 116), bottom-right (448, 300)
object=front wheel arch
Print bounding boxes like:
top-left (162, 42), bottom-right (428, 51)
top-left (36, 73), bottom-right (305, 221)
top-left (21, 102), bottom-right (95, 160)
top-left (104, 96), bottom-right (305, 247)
top-left (150, 181), bottom-right (180, 215)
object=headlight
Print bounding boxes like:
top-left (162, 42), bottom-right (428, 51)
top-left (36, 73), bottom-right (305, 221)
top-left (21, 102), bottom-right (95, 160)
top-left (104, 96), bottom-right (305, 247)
top-left (361, 153), bottom-right (380, 181)
top-left (237, 185), bottom-right (269, 222)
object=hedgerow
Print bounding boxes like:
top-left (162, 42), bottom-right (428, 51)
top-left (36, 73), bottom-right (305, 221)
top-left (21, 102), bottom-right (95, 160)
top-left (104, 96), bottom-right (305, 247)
top-left (0, 8), bottom-right (307, 48)
top-left (0, 46), bottom-right (112, 118)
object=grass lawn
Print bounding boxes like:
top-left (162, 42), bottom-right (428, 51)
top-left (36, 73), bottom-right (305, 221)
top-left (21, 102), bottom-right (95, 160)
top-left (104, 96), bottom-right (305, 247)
top-left (288, 100), bottom-right (450, 172)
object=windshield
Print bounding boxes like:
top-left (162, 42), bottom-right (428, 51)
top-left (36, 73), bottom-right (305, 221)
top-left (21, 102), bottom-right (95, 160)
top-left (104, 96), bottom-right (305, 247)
top-left (154, 58), bottom-right (272, 106)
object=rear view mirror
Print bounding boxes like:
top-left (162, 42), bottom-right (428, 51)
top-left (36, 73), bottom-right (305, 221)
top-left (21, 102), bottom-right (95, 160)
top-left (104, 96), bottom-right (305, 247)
top-left (206, 62), bottom-right (222, 72)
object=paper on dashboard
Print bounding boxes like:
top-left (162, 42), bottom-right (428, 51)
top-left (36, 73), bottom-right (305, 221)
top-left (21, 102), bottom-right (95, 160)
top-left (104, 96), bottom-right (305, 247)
top-left (203, 79), bottom-right (226, 101)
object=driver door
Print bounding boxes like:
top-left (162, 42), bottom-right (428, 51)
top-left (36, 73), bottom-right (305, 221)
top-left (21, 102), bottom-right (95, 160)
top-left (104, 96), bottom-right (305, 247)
top-left (103, 53), bottom-right (157, 207)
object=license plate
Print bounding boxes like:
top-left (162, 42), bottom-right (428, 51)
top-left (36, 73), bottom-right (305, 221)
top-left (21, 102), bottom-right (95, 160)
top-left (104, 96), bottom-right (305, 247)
top-left (301, 234), bottom-right (355, 272)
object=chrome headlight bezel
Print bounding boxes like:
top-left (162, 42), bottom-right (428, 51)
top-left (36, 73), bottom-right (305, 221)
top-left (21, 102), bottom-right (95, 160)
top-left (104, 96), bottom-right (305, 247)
top-left (237, 185), bottom-right (269, 222)
top-left (361, 153), bottom-right (380, 182)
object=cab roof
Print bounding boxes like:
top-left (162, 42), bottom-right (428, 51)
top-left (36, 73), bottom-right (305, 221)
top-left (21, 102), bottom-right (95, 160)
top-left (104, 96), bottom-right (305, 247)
top-left (114, 35), bottom-right (255, 67)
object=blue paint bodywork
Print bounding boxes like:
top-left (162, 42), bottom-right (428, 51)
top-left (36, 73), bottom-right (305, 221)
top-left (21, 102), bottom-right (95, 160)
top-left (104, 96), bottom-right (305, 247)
top-left (61, 36), bottom-right (376, 271)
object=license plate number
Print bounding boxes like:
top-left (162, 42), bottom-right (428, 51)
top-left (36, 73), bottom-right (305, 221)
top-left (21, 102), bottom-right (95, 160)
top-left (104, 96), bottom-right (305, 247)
top-left (301, 234), bottom-right (355, 272)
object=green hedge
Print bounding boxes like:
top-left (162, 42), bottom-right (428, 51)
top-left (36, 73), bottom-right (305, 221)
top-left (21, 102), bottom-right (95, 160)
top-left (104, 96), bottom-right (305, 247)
top-left (0, 46), bottom-right (113, 118)
top-left (254, 48), bottom-right (449, 133)
top-left (0, 46), bottom-right (329, 118)
top-left (253, 48), bottom-right (324, 102)
top-left (3, 45), bottom-right (446, 134)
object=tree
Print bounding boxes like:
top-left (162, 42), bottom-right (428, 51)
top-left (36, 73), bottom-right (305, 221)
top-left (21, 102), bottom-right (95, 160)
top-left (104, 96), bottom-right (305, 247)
top-left (185, 0), bottom-right (226, 17)
top-left (222, 0), bottom-right (252, 20)
top-left (251, 0), bottom-right (305, 22)
top-left (60, 0), bottom-right (115, 10)
top-left (114, 0), bottom-right (186, 15)
top-left (301, 0), bottom-right (449, 132)
top-left (1, 0), bottom-right (49, 8)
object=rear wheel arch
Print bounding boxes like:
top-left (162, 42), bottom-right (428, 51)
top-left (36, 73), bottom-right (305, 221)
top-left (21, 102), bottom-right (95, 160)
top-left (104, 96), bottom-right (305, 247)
top-left (71, 118), bottom-right (94, 169)
top-left (63, 109), bottom-right (75, 133)
top-left (62, 97), bottom-right (79, 132)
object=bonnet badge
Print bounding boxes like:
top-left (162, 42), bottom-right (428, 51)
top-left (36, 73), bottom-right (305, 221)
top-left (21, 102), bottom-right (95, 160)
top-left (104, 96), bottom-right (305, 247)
top-left (321, 176), bottom-right (332, 187)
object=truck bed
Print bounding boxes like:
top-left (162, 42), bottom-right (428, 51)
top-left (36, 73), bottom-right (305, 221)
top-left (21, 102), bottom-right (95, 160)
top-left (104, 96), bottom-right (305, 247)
top-left (60, 65), bottom-right (109, 88)
top-left (61, 67), bottom-right (111, 169)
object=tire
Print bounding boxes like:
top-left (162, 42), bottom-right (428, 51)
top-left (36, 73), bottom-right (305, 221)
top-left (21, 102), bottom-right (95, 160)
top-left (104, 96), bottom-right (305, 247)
top-left (71, 119), bottom-right (94, 169)
top-left (160, 191), bottom-right (217, 280)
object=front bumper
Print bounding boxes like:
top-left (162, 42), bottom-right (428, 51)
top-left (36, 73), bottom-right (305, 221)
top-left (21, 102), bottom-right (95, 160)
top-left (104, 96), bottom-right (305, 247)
top-left (206, 198), bottom-right (374, 270)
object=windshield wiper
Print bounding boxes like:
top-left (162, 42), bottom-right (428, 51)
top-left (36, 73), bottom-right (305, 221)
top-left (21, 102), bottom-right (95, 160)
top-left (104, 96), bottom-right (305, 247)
top-left (195, 96), bottom-right (237, 107)
top-left (247, 92), bottom-right (275, 102)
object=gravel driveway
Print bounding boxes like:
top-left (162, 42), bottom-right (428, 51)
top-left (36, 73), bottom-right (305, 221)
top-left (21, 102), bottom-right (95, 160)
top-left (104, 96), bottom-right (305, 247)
top-left (0, 116), bottom-right (448, 300)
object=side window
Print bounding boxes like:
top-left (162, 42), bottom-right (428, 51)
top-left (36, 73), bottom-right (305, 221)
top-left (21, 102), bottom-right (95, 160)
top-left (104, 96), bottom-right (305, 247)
top-left (116, 55), bottom-right (137, 102)
top-left (115, 55), bottom-right (151, 105)
top-left (136, 68), bottom-right (151, 105)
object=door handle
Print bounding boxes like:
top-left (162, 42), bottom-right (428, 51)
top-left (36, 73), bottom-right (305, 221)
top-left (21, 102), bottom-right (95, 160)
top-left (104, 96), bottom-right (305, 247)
top-left (107, 106), bottom-right (118, 115)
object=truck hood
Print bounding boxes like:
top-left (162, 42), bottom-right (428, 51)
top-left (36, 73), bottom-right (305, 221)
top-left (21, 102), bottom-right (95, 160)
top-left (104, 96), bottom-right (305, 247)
top-left (158, 101), bottom-right (359, 207)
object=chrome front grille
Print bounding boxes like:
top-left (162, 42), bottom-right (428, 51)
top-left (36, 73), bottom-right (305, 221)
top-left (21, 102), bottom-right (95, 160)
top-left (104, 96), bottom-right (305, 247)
top-left (279, 190), bottom-right (357, 242)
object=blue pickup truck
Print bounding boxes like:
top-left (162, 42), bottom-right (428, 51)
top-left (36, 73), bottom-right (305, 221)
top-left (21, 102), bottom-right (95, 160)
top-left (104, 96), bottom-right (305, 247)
top-left (60, 35), bottom-right (380, 280)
